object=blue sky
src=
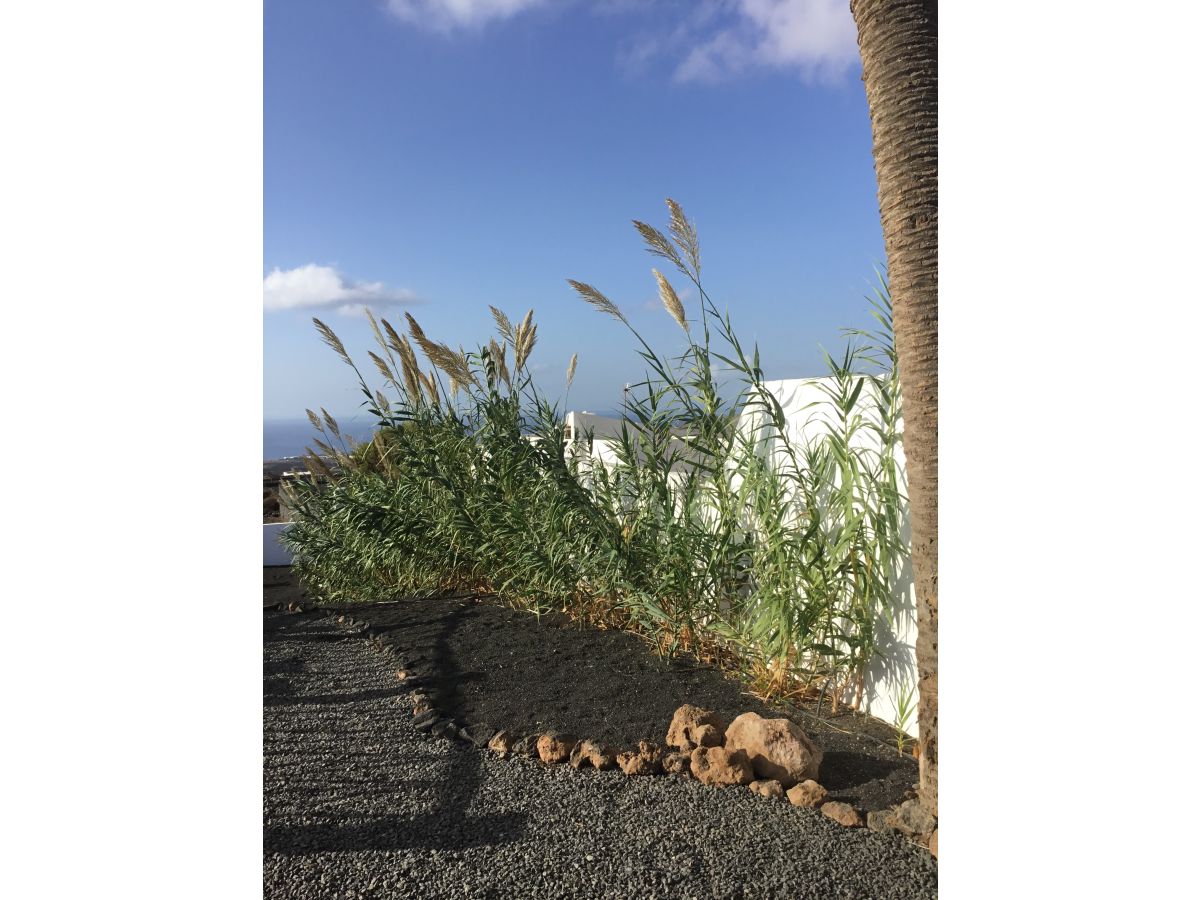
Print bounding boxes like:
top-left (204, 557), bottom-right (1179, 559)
top-left (264, 0), bottom-right (885, 424)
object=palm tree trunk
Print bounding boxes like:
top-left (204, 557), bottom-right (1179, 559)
top-left (849, 0), bottom-right (938, 814)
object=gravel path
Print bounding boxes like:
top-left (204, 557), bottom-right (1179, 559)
top-left (264, 609), bottom-right (938, 899)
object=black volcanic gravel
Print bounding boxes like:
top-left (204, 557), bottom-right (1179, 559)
top-left (264, 607), bottom-right (937, 899)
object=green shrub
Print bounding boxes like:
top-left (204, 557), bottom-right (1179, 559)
top-left (282, 200), bottom-right (908, 707)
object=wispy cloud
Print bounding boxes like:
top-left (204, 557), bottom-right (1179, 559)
top-left (378, 0), bottom-right (858, 83)
top-left (263, 264), bottom-right (421, 316)
top-left (674, 0), bottom-right (859, 84)
top-left (383, 0), bottom-right (550, 32)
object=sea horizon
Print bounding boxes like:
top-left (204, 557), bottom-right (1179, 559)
top-left (263, 417), bottom-right (378, 461)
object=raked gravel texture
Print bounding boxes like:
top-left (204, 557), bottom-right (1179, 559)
top-left (264, 609), bottom-right (938, 899)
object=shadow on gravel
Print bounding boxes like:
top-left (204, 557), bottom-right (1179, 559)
top-left (263, 676), bottom-right (296, 701)
top-left (264, 685), bottom-right (409, 707)
top-left (265, 631), bottom-right (352, 644)
top-left (264, 655), bottom-right (306, 677)
top-left (818, 751), bottom-right (910, 792)
top-left (263, 810), bottom-right (528, 855)
top-left (263, 599), bottom-right (532, 856)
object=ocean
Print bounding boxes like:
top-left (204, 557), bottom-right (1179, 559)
top-left (264, 418), bottom-right (379, 461)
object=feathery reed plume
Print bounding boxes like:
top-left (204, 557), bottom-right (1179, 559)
top-left (306, 408), bottom-right (324, 433)
top-left (488, 338), bottom-right (512, 388)
top-left (405, 312), bottom-right (428, 346)
top-left (374, 389), bottom-right (392, 414)
top-left (396, 335), bottom-right (422, 399)
top-left (427, 370), bottom-right (441, 404)
top-left (406, 313), bottom-right (465, 384)
top-left (515, 321), bottom-right (537, 372)
top-left (568, 280), bottom-right (627, 324)
top-left (665, 198), bottom-right (700, 274)
top-left (497, 342), bottom-right (510, 387)
top-left (566, 352), bottom-right (578, 389)
top-left (382, 318), bottom-right (406, 357)
top-left (458, 347), bottom-right (482, 389)
top-left (302, 449), bottom-right (330, 482)
top-left (632, 220), bottom-right (684, 273)
top-left (653, 268), bottom-right (689, 334)
top-left (312, 437), bottom-right (338, 459)
top-left (436, 345), bottom-right (472, 386)
top-left (512, 310), bottom-right (533, 366)
top-left (371, 430), bottom-right (391, 472)
top-left (321, 408), bottom-right (340, 438)
top-left (313, 318), bottom-right (353, 368)
top-left (490, 305), bottom-right (514, 344)
top-left (365, 308), bottom-right (388, 354)
top-left (368, 351), bottom-right (395, 383)
top-left (402, 313), bottom-right (453, 384)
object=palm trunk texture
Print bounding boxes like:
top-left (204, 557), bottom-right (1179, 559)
top-left (850, 0), bottom-right (938, 814)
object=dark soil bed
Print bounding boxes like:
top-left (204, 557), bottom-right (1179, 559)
top-left (270, 570), bottom-right (918, 812)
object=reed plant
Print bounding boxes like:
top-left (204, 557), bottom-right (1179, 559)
top-left (281, 200), bottom-right (909, 709)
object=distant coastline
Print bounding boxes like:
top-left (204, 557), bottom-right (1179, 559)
top-left (263, 417), bottom-right (376, 462)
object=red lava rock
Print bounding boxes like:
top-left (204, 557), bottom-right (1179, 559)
top-left (749, 779), bottom-right (784, 800)
top-left (666, 704), bottom-right (727, 752)
top-left (866, 810), bottom-right (893, 833)
top-left (929, 828), bottom-right (938, 858)
top-left (487, 730), bottom-right (516, 757)
top-left (459, 722), bottom-right (497, 748)
top-left (821, 801), bottom-right (863, 828)
top-left (724, 712), bottom-right (823, 787)
top-left (662, 751), bottom-right (692, 776)
top-left (889, 798), bottom-right (937, 839)
top-left (512, 734), bottom-right (540, 757)
top-left (786, 780), bottom-right (828, 808)
top-left (536, 733), bottom-right (577, 764)
top-left (689, 746), bottom-right (754, 786)
top-left (569, 739), bottom-right (617, 770)
top-left (617, 741), bottom-right (664, 775)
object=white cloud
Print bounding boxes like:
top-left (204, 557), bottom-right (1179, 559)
top-left (263, 264), bottom-right (421, 315)
top-left (378, 1), bottom-right (858, 83)
top-left (383, 0), bottom-right (549, 31)
top-left (675, 0), bottom-right (859, 83)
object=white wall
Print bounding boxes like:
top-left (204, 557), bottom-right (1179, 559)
top-left (263, 522), bottom-right (293, 566)
top-left (748, 379), bottom-right (917, 736)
